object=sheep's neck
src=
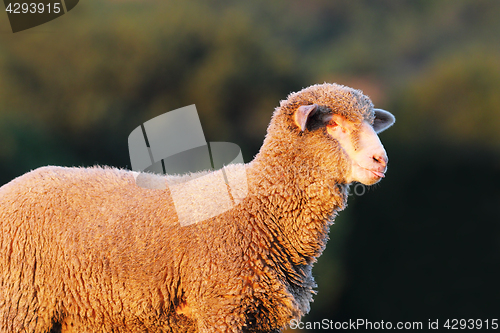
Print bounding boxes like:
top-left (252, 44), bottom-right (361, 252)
top-left (247, 157), bottom-right (349, 268)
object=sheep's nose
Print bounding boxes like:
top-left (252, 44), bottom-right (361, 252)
top-left (372, 154), bottom-right (388, 168)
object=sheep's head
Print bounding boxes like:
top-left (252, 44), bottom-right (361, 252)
top-left (264, 83), bottom-right (395, 186)
top-left (296, 104), bottom-right (395, 185)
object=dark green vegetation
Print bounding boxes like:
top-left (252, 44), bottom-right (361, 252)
top-left (1, 1), bottom-right (499, 331)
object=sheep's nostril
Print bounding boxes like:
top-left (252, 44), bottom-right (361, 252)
top-left (373, 155), bottom-right (388, 168)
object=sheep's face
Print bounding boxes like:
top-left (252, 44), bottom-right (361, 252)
top-left (295, 105), bottom-right (395, 185)
top-left (327, 114), bottom-right (389, 185)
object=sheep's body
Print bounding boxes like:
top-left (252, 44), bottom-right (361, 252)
top-left (0, 83), bottom-right (393, 332)
top-left (1, 166), bottom-right (196, 332)
top-left (0, 164), bottom-right (335, 333)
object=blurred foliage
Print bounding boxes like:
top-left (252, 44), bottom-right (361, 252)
top-left (1, 0), bottom-right (500, 332)
top-left (392, 50), bottom-right (500, 149)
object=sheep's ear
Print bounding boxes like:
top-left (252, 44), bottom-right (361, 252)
top-left (294, 104), bottom-right (318, 132)
top-left (373, 109), bottom-right (396, 133)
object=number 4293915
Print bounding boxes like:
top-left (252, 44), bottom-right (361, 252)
top-left (5, 3), bottom-right (62, 14)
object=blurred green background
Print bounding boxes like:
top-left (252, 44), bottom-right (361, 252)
top-left (1, 1), bottom-right (499, 332)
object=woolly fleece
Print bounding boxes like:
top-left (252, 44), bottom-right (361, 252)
top-left (1, 83), bottom-right (383, 332)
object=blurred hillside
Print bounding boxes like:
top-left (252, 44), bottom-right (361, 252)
top-left (1, 1), bottom-right (499, 332)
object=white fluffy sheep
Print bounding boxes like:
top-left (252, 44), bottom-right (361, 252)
top-left (0, 83), bottom-right (395, 332)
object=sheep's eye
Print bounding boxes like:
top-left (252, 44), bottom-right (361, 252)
top-left (323, 115), bottom-right (335, 126)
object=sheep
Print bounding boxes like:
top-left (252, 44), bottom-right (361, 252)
top-left (0, 82), bottom-right (395, 333)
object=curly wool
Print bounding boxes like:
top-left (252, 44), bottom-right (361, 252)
top-left (0, 83), bottom-right (376, 333)
top-left (281, 83), bottom-right (375, 123)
